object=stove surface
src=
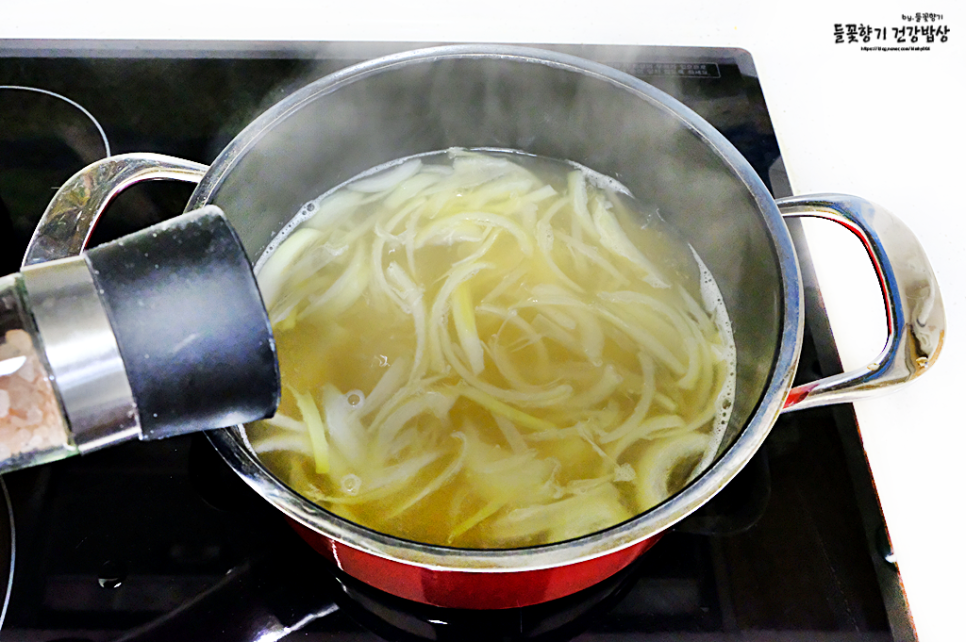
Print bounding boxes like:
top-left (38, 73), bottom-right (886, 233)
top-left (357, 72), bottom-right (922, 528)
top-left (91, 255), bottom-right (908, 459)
top-left (0, 41), bottom-right (911, 641)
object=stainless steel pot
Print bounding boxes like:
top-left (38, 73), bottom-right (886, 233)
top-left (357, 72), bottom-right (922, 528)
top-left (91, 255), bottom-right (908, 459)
top-left (25, 45), bottom-right (944, 608)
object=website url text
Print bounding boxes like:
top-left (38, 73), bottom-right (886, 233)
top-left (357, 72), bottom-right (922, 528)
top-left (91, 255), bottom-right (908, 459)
top-left (860, 45), bottom-right (932, 51)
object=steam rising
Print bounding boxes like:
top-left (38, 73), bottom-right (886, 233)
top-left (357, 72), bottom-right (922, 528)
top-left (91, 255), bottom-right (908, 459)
top-left (209, 45), bottom-right (783, 470)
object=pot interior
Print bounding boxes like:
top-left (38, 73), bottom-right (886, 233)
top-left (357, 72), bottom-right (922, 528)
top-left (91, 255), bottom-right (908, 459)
top-left (194, 48), bottom-right (791, 554)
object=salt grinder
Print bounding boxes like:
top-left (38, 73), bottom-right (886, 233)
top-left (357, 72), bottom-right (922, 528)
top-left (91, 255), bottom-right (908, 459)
top-left (0, 206), bottom-right (280, 473)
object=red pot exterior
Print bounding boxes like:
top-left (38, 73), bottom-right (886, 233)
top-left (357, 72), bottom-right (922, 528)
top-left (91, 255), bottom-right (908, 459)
top-left (288, 519), bottom-right (661, 609)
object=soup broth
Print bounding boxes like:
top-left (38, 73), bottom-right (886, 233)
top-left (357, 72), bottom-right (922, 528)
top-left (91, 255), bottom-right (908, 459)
top-left (247, 149), bottom-right (735, 548)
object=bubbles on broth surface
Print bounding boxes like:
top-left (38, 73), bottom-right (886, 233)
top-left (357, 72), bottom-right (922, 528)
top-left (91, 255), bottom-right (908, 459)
top-left (247, 148), bottom-right (736, 548)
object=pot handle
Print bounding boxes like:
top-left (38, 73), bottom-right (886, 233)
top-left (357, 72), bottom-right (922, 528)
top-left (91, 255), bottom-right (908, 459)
top-left (778, 194), bottom-right (944, 412)
top-left (22, 153), bottom-right (209, 266)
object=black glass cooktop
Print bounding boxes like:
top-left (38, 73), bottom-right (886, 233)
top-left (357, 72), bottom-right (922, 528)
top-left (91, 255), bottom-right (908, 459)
top-left (0, 41), bottom-right (913, 641)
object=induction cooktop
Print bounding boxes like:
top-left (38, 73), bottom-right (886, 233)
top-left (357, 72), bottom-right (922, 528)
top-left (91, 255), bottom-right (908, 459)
top-left (0, 40), bottom-right (913, 642)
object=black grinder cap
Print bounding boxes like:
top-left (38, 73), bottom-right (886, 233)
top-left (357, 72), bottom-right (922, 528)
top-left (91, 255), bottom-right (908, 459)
top-left (85, 206), bottom-right (280, 440)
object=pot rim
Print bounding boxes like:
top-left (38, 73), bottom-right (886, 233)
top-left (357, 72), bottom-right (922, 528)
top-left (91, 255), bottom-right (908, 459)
top-left (201, 44), bottom-right (803, 572)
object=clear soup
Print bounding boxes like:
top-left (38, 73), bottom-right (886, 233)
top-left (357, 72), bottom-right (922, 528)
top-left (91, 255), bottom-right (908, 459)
top-left (246, 148), bottom-right (735, 548)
